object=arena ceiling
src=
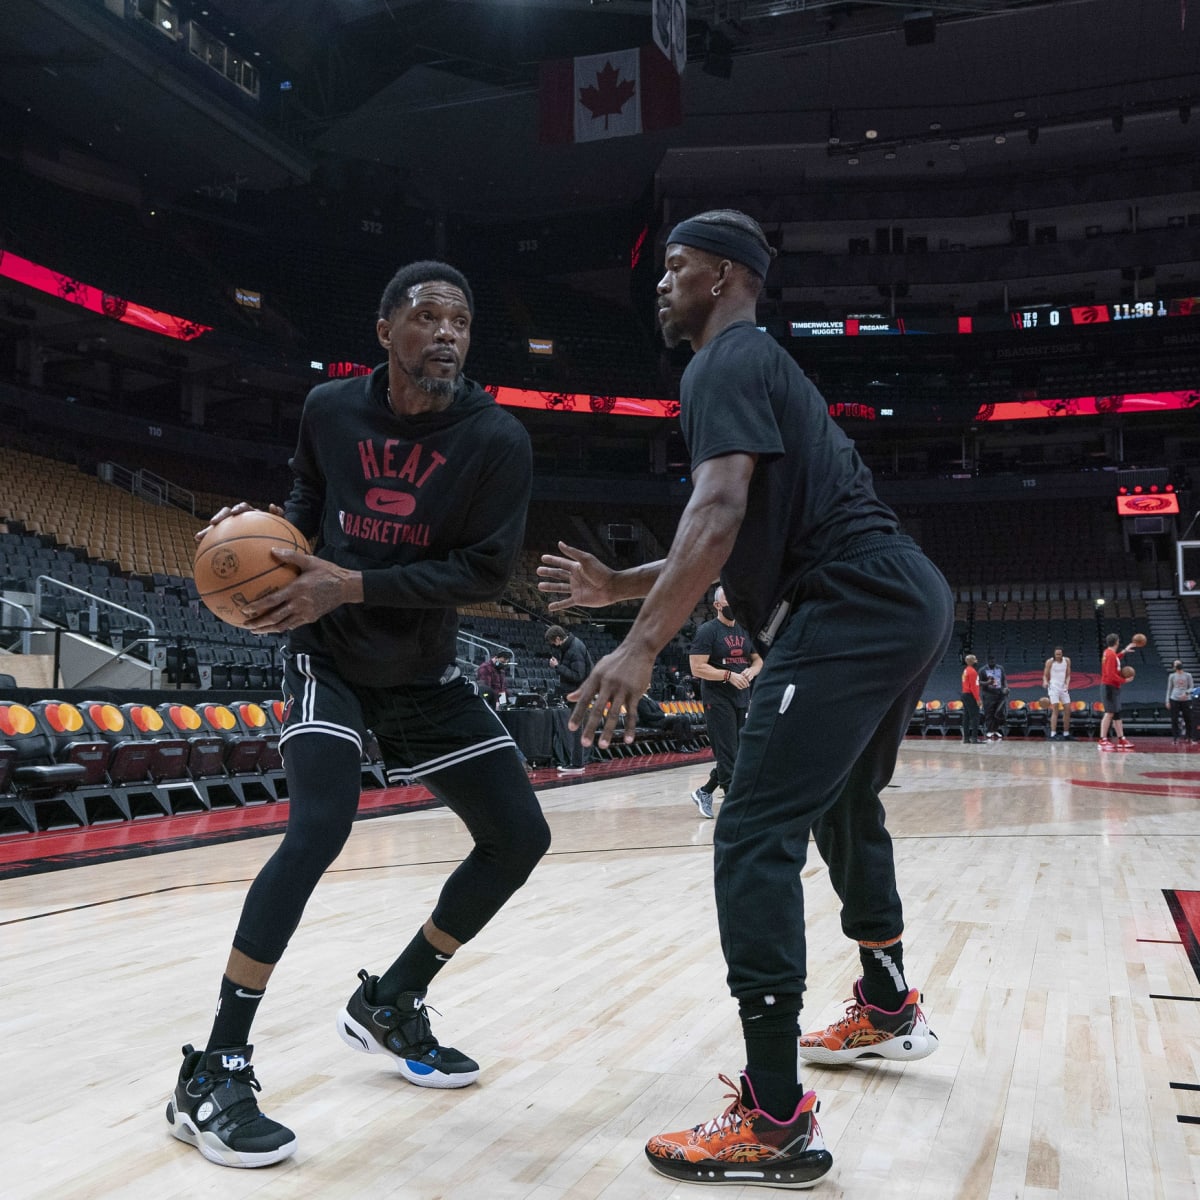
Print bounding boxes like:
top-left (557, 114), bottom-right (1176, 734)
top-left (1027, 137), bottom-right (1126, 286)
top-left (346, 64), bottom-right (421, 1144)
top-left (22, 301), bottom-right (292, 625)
top-left (1, 0), bottom-right (1197, 219)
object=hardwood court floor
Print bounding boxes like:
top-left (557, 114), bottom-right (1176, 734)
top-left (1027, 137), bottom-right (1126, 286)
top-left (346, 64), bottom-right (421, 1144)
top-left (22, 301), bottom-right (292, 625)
top-left (2, 739), bottom-right (1200, 1199)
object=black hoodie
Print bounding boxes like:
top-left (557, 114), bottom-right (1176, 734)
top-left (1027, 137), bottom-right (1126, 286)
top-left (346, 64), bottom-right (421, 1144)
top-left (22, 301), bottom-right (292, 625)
top-left (284, 364), bottom-right (532, 685)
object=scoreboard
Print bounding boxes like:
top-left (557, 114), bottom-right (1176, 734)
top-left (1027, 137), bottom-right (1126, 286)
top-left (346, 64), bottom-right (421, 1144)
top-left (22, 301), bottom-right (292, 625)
top-left (790, 297), bottom-right (1200, 337)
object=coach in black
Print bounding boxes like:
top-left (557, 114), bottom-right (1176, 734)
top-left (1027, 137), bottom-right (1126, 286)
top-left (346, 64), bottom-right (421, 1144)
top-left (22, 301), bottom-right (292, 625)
top-left (539, 210), bottom-right (952, 1188)
top-left (165, 261), bottom-right (550, 1168)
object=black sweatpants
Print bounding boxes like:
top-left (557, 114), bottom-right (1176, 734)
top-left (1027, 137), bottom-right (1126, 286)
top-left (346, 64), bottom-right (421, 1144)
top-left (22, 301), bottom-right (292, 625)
top-left (232, 651), bottom-right (551, 964)
top-left (1169, 698), bottom-right (1195, 740)
top-left (713, 536), bottom-right (953, 1002)
top-left (982, 691), bottom-right (1006, 734)
top-left (702, 687), bottom-right (746, 795)
top-left (961, 693), bottom-right (981, 742)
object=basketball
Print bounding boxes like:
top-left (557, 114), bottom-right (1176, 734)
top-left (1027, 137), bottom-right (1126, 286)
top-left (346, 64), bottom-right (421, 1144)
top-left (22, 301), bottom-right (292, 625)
top-left (1131, 632), bottom-right (1147, 647)
top-left (193, 510), bottom-right (305, 627)
top-left (1120, 665), bottom-right (1136, 681)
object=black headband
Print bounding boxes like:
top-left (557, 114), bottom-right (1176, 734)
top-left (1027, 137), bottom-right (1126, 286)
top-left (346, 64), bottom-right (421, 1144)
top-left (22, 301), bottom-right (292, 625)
top-left (666, 218), bottom-right (771, 279)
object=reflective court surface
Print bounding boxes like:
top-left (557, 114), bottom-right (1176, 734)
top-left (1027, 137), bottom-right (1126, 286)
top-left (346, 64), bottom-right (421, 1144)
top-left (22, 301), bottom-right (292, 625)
top-left (2, 738), bottom-right (1199, 1199)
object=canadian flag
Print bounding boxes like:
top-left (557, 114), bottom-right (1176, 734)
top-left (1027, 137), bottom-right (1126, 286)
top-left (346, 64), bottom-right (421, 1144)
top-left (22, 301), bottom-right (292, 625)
top-left (539, 46), bottom-right (682, 144)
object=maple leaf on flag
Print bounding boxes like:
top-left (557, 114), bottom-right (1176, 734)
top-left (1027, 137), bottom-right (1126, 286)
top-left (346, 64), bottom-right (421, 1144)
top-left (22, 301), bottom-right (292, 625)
top-left (579, 60), bottom-right (636, 128)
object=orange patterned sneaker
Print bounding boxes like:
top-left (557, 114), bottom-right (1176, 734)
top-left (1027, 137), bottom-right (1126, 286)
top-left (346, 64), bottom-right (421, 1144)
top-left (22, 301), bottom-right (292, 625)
top-left (797, 979), bottom-right (939, 1065)
top-left (644, 1072), bottom-right (833, 1189)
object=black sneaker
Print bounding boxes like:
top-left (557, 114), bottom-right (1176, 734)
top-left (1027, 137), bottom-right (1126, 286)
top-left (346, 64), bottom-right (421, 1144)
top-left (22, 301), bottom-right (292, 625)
top-left (165, 1044), bottom-right (296, 1168)
top-left (336, 969), bottom-right (480, 1088)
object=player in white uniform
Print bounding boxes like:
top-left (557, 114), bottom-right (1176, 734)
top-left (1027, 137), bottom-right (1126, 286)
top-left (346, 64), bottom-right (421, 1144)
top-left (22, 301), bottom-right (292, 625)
top-left (1043, 647), bottom-right (1072, 740)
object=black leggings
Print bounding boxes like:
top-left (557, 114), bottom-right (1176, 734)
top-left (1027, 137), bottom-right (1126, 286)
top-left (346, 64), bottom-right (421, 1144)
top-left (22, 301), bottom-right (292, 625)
top-left (232, 732), bottom-right (550, 964)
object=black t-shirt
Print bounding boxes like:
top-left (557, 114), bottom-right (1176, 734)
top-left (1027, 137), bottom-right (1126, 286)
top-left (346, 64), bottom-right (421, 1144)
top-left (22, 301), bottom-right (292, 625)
top-left (690, 616), bottom-right (755, 709)
top-left (680, 322), bottom-right (899, 639)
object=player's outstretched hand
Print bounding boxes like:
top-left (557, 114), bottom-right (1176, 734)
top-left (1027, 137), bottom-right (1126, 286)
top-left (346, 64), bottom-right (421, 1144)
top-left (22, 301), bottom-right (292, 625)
top-left (567, 642), bottom-right (655, 749)
top-left (538, 541), bottom-right (616, 611)
top-left (195, 502), bottom-right (285, 543)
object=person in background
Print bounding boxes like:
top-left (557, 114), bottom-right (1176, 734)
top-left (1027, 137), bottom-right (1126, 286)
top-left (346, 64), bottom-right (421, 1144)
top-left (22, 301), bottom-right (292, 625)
top-left (1098, 632), bottom-right (1137, 750)
top-left (545, 624), bottom-right (594, 772)
top-left (1043, 647), bottom-right (1073, 740)
top-left (637, 689), bottom-right (696, 750)
top-left (961, 654), bottom-right (982, 744)
top-left (545, 624), bottom-right (592, 701)
top-left (664, 664), bottom-right (695, 701)
top-left (475, 650), bottom-right (513, 709)
top-left (687, 586), bottom-right (763, 819)
top-left (1166, 659), bottom-right (1196, 744)
top-left (980, 656), bottom-right (1008, 740)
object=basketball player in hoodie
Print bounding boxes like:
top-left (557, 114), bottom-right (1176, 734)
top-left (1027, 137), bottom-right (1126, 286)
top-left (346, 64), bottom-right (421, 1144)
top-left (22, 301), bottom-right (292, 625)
top-left (165, 262), bottom-right (550, 1167)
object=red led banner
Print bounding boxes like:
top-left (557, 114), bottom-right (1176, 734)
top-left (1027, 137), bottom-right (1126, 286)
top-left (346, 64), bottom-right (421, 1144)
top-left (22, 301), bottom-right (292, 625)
top-left (0, 249), bottom-right (211, 341)
top-left (486, 386), bottom-right (679, 418)
top-left (974, 390), bottom-right (1200, 422)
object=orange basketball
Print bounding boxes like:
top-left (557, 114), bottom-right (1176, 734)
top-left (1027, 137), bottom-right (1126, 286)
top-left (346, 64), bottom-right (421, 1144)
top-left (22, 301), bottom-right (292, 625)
top-left (193, 510), bottom-right (305, 627)
top-left (1120, 665), bottom-right (1136, 681)
top-left (1131, 632), bottom-right (1147, 647)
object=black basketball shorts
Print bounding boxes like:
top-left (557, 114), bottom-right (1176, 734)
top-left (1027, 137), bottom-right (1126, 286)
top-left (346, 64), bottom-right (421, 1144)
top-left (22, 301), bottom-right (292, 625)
top-left (279, 648), bottom-right (518, 786)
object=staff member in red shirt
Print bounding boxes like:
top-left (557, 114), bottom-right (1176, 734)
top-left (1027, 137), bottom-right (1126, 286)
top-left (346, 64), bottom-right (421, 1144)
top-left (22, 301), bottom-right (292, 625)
top-left (961, 654), bottom-right (982, 743)
top-left (1098, 632), bottom-right (1137, 750)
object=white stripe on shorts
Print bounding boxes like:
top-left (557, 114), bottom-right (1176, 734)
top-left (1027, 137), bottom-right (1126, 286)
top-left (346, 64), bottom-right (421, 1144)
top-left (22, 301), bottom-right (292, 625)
top-left (278, 720), bottom-right (363, 753)
top-left (407, 734), bottom-right (516, 777)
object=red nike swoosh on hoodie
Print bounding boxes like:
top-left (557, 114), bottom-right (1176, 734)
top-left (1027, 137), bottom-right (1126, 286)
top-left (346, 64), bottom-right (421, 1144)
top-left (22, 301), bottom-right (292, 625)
top-left (365, 487), bottom-right (417, 516)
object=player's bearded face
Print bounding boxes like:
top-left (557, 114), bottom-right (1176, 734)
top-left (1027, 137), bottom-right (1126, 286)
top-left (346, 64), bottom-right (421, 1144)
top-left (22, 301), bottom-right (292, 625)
top-left (383, 282), bottom-right (472, 398)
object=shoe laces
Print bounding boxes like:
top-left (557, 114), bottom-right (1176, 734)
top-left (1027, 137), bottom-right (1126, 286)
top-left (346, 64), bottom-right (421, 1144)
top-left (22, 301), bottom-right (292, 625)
top-left (694, 1074), bottom-right (753, 1138)
top-left (830, 995), bottom-right (868, 1033)
top-left (202, 1058), bottom-right (262, 1094)
top-left (197, 1060), bottom-right (265, 1129)
top-left (397, 998), bottom-right (443, 1055)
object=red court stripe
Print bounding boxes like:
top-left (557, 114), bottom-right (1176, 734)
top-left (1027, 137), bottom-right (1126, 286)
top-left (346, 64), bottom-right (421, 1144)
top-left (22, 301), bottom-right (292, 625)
top-left (1070, 779), bottom-right (1200, 799)
top-left (1163, 890), bottom-right (1200, 985)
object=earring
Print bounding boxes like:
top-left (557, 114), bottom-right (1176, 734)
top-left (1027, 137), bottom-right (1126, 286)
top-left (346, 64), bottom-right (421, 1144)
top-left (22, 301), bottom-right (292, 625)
top-left (711, 285), bottom-right (722, 297)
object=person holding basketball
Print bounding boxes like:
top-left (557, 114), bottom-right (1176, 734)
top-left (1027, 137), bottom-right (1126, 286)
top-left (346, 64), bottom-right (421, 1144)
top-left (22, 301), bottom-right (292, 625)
top-left (1098, 632), bottom-right (1139, 750)
top-left (538, 209), bottom-right (952, 1189)
top-left (165, 261), bottom-right (550, 1168)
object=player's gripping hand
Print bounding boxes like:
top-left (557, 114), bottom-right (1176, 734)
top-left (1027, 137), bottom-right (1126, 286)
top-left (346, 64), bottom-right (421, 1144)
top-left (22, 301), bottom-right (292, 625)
top-left (239, 553), bottom-right (362, 634)
top-left (195, 502), bottom-right (285, 544)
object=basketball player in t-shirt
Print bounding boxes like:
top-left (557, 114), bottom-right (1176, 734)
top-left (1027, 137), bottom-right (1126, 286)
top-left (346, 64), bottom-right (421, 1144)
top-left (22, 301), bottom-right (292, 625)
top-left (164, 262), bottom-right (550, 1168)
top-left (538, 209), bottom-right (952, 1188)
top-left (1043, 646), bottom-right (1072, 740)
top-left (688, 586), bottom-right (762, 818)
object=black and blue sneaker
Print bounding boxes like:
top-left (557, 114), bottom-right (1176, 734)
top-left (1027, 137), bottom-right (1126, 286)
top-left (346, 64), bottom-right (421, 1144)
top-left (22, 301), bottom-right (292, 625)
top-left (337, 969), bottom-right (480, 1089)
top-left (165, 1044), bottom-right (296, 1168)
